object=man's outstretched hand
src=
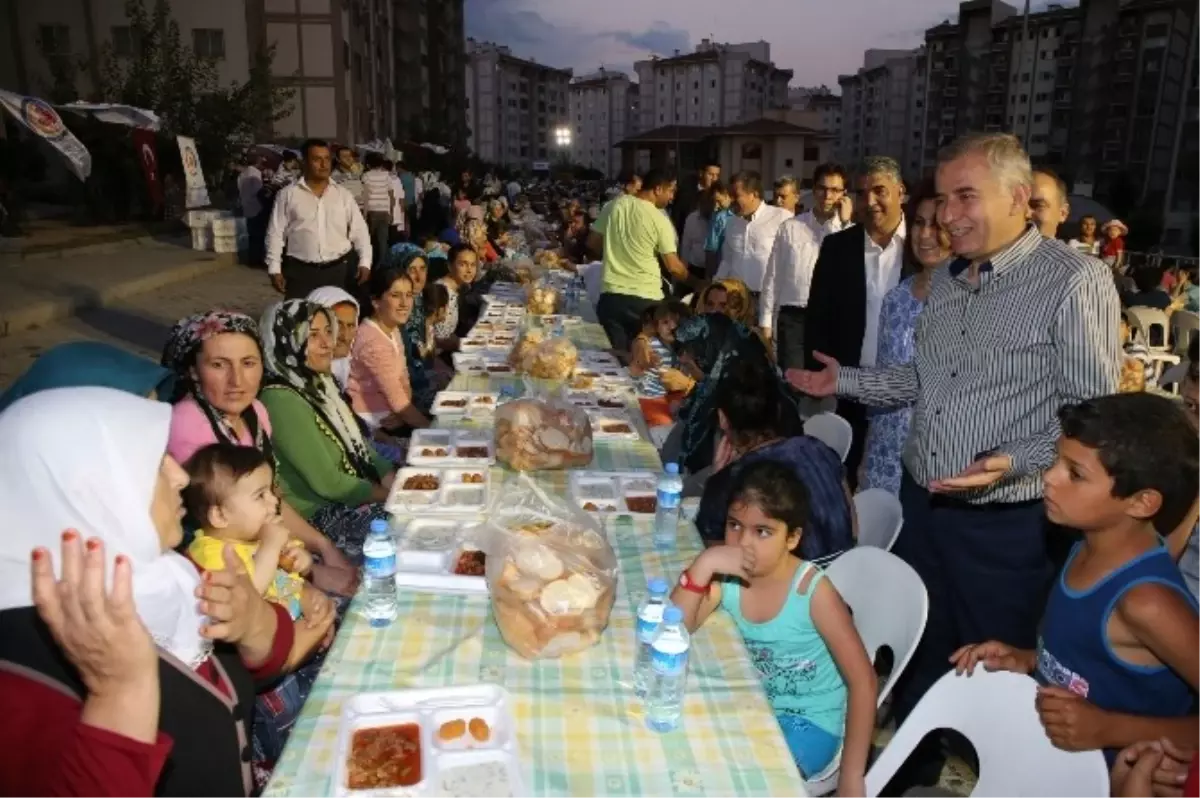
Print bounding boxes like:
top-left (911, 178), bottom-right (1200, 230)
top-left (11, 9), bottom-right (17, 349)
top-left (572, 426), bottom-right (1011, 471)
top-left (785, 351), bottom-right (840, 398)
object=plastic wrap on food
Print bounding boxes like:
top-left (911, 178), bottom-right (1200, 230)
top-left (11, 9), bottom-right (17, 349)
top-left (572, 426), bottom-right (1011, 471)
top-left (494, 393), bottom-right (593, 472)
top-left (525, 284), bottom-right (560, 316)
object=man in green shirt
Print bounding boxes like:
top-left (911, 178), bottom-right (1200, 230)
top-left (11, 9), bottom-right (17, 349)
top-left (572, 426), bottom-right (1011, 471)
top-left (591, 170), bottom-right (690, 353)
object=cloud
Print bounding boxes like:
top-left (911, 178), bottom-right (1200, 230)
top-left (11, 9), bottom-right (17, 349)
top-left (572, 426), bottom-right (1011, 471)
top-left (610, 21), bottom-right (691, 56)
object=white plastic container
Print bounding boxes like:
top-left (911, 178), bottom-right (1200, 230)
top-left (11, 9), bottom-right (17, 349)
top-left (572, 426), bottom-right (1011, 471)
top-left (585, 409), bottom-right (642, 441)
top-left (385, 467), bottom-right (491, 516)
top-left (190, 226), bottom-right (213, 251)
top-left (568, 470), bottom-right (660, 516)
top-left (391, 518), bottom-right (489, 596)
top-left (407, 429), bottom-right (496, 468)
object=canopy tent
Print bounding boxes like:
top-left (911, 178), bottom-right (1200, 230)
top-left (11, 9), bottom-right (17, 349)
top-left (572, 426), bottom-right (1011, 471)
top-left (58, 102), bottom-right (161, 131)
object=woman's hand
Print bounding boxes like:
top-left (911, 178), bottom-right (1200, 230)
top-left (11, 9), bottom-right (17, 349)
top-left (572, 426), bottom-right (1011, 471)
top-left (196, 545), bottom-right (277, 664)
top-left (310, 545), bottom-right (359, 597)
top-left (31, 531), bottom-right (160, 743)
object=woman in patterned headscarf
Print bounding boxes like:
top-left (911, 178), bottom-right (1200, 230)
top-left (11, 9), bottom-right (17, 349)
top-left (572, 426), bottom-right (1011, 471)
top-left (390, 243), bottom-right (446, 410)
top-left (257, 300), bottom-right (395, 561)
top-left (160, 311), bottom-right (359, 596)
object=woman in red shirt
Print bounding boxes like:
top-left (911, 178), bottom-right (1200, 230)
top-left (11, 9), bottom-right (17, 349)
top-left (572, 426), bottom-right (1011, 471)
top-left (0, 387), bottom-right (297, 797)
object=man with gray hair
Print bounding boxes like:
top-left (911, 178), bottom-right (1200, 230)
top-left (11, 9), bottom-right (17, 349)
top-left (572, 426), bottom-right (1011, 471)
top-left (800, 154), bottom-right (907, 478)
top-left (788, 132), bottom-right (1119, 745)
top-left (773, 175), bottom-right (800, 215)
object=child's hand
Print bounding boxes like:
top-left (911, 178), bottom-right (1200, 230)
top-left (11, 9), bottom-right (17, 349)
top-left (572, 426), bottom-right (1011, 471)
top-left (260, 521), bottom-right (289, 551)
top-left (280, 541), bottom-right (313, 575)
top-left (300, 585), bottom-right (333, 629)
top-left (949, 640), bottom-right (1032, 675)
top-left (697, 544), bottom-right (755, 581)
top-left (1035, 686), bottom-right (1109, 751)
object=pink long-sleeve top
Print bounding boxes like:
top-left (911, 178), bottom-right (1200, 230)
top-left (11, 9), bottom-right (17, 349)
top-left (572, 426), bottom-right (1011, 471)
top-left (347, 319), bottom-right (413, 427)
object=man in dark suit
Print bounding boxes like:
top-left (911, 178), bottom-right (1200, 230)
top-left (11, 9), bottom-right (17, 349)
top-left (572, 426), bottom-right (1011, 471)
top-left (802, 155), bottom-right (907, 484)
top-left (670, 161), bottom-right (721, 237)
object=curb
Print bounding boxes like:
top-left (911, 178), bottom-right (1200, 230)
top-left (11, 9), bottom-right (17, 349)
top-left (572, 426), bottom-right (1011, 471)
top-left (0, 251), bottom-right (240, 337)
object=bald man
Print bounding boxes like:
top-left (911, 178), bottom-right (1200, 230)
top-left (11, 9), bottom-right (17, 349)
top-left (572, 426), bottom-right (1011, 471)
top-left (1029, 168), bottom-right (1070, 239)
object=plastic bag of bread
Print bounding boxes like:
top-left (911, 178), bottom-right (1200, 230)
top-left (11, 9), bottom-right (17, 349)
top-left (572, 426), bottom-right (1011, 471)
top-left (494, 389), bottom-right (593, 471)
top-left (1119, 355), bottom-right (1147, 393)
top-left (526, 284), bottom-right (560, 316)
top-left (508, 330), bottom-right (545, 368)
top-left (483, 475), bottom-right (617, 659)
top-left (522, 337), bottom-right (578, 381)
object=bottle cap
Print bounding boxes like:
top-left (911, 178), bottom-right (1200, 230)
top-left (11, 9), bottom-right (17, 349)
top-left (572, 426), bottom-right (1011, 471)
top-left (663, 606), bottom-right (683, 624)
top-left (665, 462), bottom-right (680, 475)
top-left (647, 577), bottom-right (669, 595)
top-left (369, 519), bottom-right (389, 534)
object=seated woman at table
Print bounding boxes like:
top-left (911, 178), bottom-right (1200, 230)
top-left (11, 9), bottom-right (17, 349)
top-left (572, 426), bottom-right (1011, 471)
top-left (671, 460), bottom-right (876, 790)
top-left (258, 300), bottom-right (395, 563)
top-left (160, 311), bottom-right (358, 597)
top-left (695, 357), bottom-right (857, 562)
top-left (0, 339), bottom-right (175, 411)
top-left (394, 244), bottom-right (453, 399)
top-left (432, 244), bottom-right (479, 358)
top-left (305, 287), bottom-right (361, 390)
top-left (0, 387), bottom-right (301, 796)
top-left (347, 266), bottom-right (432, 430)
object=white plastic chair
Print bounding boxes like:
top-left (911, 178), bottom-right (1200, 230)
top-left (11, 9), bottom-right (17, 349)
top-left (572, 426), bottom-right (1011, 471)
top-left (805, 548), bottom-right (929, 795)
top-left (804, 412), bottom-right (853, 462)
top-left (864, 670), bottom-right (1110, 797)
top-left (1125, 306), bottom-right (1171, 352)
top-left (852, 489), bottom-right (903, 552)
top-left (1171, 309), bottom-right (1198, 357)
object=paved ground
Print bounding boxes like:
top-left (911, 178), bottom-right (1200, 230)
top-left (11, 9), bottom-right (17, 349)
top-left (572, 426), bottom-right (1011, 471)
top-left (0, 262), bottom-right (280, 390)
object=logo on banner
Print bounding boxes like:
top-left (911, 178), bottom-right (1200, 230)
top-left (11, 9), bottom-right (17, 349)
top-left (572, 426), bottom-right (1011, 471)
top-left (21, 97), bottom-right (66, 140)
top-left (183, 146), bottom-right (199, 177)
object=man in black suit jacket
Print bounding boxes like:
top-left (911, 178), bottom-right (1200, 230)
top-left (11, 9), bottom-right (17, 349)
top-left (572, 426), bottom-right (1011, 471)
top-left (670, 161), bottom-right (722, 237)
top-left (801, 156), bottom-right (908, 484)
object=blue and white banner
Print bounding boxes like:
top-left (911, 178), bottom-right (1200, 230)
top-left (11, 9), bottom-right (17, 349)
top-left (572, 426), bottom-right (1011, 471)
top-left (177, 135), bottom-right (210, 209)
top-left (0, 89), bottom-right (91, 181)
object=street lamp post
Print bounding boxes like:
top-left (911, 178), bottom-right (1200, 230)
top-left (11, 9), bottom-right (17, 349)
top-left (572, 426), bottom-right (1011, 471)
top-left (554, 125), bottom-right (572, 169)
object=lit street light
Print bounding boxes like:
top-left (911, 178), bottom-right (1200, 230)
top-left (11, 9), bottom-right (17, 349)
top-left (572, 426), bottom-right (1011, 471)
top-left (554, 125), bottom-right (572, 148)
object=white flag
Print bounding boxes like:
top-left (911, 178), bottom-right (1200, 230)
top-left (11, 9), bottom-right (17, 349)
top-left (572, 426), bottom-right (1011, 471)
top-left (0, 89), bottom-right (91, 181)
top-left (176, 135), bottom-right (210, 209)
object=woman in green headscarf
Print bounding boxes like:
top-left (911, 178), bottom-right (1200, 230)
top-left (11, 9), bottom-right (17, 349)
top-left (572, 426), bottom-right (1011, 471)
top-left (0, 341), bottom-right (174, 413)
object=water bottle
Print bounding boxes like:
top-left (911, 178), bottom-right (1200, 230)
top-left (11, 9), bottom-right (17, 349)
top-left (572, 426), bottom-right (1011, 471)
top-left (362, 519), bottom-right (398, 627)
top-left (654, 462), bottom-right (683, 551)
top-left (634, 578), bottom-right (670, 698)
top-left (645, 606), bottom-right (690, 732)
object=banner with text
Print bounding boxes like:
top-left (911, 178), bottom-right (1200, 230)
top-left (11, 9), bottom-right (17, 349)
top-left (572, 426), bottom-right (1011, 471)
top-left (176, 135), bottom-right (210, 208)
top-left (0, 89), bottom-right (91, 181)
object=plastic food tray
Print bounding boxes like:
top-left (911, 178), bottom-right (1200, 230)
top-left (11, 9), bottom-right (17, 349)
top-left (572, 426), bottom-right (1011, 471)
top-left (568, 471), bottom-right (659, 515)
top-left (432, 391), bottom-right (502, 417)
top-left (332, 683), bottom-right (525, 796)
top-left (386, 467), bottom-right (492, 516)
top-left (407, 429), bottom-right (496, 467)
top-left (584, 409), bottom-right (641, 441)
top-left (390, 518), bottom-right (490, 596)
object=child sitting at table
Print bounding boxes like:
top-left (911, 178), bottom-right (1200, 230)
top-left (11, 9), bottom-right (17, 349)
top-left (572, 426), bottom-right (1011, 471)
top-left (952, 393), bottom-right (1198, 763)
top-left (629, 301), bottom-right (694, 427)
top-left (671, 460), bottom-right (877, 790)
top-left (184, 443), bottom-right (335, 666)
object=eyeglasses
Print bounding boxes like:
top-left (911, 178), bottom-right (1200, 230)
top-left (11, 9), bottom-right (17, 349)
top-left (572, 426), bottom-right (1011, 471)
top-left (814, 185), bottom-right (845, 196)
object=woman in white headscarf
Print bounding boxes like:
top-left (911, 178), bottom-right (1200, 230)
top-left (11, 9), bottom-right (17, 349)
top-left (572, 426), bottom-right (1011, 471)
top-left (0, 387), bottom-right (297, 796)
top-left (305, 286), bottom-right (360, 389)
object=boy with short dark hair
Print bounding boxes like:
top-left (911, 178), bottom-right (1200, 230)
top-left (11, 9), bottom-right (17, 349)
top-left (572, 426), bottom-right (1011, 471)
top-left (953, 393), bottom-right (1198, 761)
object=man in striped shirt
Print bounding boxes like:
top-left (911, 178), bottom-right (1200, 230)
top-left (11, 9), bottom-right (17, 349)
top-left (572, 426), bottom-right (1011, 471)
top-left (788, 133), bottom-right (1120, 737)
top-left (360, 153), bottom-right (395, 273)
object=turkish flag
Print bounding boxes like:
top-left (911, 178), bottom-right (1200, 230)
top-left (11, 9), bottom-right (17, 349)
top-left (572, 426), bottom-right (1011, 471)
top-left (132, 127), bottom-right (163, 209)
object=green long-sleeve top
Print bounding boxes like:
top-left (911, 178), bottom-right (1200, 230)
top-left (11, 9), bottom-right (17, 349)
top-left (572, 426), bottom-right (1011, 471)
top-left (259, 385), bottom-right (393, 520)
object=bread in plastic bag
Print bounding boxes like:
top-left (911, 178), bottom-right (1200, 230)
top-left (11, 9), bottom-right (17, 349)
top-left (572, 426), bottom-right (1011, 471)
top-left (483, 475), bottom-right (617, 659)
top-left (522, 337), bottom-right (578, 381)
top-left (508, 330), bottom-right (545, 368)
top-left (494, 389), bottom-right (593, 471)
top-left (526, 284), bottom-right (560, 315)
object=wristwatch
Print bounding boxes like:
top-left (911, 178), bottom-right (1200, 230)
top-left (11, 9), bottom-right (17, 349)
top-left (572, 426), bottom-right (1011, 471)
top-left (678, 570), bottom-right (711, 595)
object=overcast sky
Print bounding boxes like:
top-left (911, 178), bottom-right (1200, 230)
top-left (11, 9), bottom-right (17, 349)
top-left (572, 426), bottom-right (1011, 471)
top-left (464, 0), bottom-right (975, 89)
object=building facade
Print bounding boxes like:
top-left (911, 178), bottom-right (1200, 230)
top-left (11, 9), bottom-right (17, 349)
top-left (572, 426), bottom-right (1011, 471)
top-left (464, 38), bottom-right (572, 172)
top-left (567, 69), bottom-right (637, 178)
top-left (634, 39), bottom-right (792, 132)
top-left (838, 48), bottom-right (927, 178)
top-left (394, 0), bottom-right (466, 148)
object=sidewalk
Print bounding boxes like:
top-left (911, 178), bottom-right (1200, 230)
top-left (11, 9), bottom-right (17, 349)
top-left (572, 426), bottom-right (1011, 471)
top-left (0, 236), bottom-right (237, 337)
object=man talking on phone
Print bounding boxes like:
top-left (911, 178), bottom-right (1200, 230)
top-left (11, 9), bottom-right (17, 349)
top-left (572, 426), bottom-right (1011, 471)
top-left (759, 163), bottom-right (853, 370)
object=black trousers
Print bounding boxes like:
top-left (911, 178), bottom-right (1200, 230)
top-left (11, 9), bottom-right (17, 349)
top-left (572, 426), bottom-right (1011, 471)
top-left (776, 305), bottom-right (807, 371)
top-left (245, 210), bottom-right (268, 267)
top-left (281, 252), bottom-right (358, 300)
top-left (596, 292), bottom-right (657, 354)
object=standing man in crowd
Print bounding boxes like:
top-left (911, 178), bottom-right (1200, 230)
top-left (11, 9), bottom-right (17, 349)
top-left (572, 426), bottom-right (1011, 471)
top-left (717, 171), bottom-right (793, 303)
top-left (238, 153), bottom-right (266, 267)
top-left (592, 170), bottom-right (689, 355)
top-left (671, 161), bottom-right (721, 237)
top-left (332, 145), bottom-right (364, 210)
top-left (396, 159), bottom-right (419, 240)
top-left (760, 163), bottom-right (853, 368)
top-left (773, 175), bottom-right (800, 215)
top-left (802, 155), bottom-right (907, 477)
top-left (360, 153), bottom-right (395, 272)
top-left (1029, 167), bottom-right (1070, 240)
top-left (265, 139), bottom-right (373, 300)
top-left (788, 134), bottom-right (1119, 783)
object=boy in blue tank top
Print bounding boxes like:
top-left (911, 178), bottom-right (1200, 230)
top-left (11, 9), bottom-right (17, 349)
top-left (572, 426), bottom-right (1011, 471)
top-left (953, 393), bottom-right (1198, 763)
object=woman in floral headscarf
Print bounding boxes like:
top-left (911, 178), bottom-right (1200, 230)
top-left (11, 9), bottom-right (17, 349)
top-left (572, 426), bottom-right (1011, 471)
top-left (257, 300), bottom-right (395, 561)
top-left (161, 311), bottom-right (358, 597)
top-left (390, 243), bottom-right (448, 409)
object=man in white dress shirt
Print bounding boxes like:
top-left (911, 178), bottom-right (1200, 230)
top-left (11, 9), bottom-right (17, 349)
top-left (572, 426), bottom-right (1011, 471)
top-left (265, 139), bottom-right (373, 299)
top-left (716, 171), bottom-right (794, 304)
top-left (760, 163), bottom-right (854, 368)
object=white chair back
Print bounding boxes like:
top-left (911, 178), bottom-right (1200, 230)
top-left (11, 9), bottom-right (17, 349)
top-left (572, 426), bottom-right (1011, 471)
top-left (864, 670), bottom-right (1110, 797)
top-left (852, 489), bottom-right (903, 551)
top-left (1124, 306), bottom-right (1171, 351)
top-left (804, 412), bottom-right (853, 462)
top-left (1171, 310), bottom-right (1198, 357)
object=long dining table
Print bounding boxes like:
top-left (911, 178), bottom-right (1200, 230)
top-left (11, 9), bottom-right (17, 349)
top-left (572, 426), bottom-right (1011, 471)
top-left (263, 299), bottom-right (808, 797)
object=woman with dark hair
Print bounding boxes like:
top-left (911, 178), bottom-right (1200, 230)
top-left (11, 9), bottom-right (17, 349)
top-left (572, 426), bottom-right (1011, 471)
top-left (859, 181), bottom-right (952, 494)
top-left (434, 244), bottom-right (479, 344)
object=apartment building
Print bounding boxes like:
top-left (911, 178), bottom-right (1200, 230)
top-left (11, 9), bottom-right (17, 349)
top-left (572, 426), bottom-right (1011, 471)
top-left (838, 49), bottom-right (927, 177)
top-left (789, 86), bottom-right (842, 135)
top-left (567, 69), bottom-right (638, 178)
top-left (394, 0), bottom-right (467, 148)
top-left (464, 39), bottom-right (573, 172)
top-left (633, 39), bottom-right (792, 132)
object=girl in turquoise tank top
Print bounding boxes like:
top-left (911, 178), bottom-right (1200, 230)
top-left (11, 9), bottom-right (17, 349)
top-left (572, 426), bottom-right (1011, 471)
top-left (671, 461), bottom-right (878, 791)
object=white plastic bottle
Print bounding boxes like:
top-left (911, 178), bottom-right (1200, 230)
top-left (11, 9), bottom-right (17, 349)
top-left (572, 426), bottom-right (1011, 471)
top-left (634, 577), bottom-right (670, 698)
top-left (362, 518), bottom-right (398, 627)
top-left (653, 462), bottom-right (683, 551)
top-left (645, 606), bottom-right (690, 732)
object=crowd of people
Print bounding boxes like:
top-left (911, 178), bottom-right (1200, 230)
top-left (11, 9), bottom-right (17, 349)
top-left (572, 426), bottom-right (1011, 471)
top-left (0, 128), bottom-right (1195, 798)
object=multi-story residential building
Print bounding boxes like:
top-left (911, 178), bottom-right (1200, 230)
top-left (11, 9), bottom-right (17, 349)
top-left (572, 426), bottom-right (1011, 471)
top-left (464, 39), bottom-right (572, 172)
top-left (838, 48), bottom-right (927, 177)
top-left (0, 0), bottom-right (463, 146)
top-left (633, 39), bottom-right (792, 132)
top-left (394, 0), bottom-right (467, 149)
top-left (789, 85), bottom-right (842, 138)
top-left (567, 69), bottom-right (637, 177)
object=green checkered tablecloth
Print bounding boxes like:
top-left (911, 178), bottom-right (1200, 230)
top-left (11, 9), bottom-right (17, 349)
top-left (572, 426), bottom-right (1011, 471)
top-left (263, 316), bottom-right (807, 797)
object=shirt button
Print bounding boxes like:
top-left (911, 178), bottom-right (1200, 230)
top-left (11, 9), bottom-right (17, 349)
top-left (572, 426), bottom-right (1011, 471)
top-left (950, 372), bottom-right (957, 378)
top-left (935, 409), bottom-right (942, 416)
top-left (961, 329), bottom-right (966, 336)
top-left (931, 452), bottom-right (937, 458)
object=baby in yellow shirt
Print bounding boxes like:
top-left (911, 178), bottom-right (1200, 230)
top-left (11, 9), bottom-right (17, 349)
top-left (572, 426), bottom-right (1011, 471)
top-left (183, 443), bottom-right (330, 626)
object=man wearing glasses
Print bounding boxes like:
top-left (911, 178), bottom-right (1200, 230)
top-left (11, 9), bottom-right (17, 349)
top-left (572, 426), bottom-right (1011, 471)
top-left (759, 163), bottom-right (854, 369)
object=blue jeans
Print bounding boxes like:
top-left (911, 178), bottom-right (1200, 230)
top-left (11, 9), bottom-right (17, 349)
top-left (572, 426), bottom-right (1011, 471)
top-left (777, 713), bottom-right (841, 778)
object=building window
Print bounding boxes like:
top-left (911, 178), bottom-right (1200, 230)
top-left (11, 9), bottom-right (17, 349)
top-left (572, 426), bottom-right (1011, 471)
top-left (353, 53), bottom-right (362, 82)
top-left (693, 97), bottom-right (699, 105)
top-left (1021, 72), bottom-right (1030, 83)
top-left (192, 28), bottom-right (225, 60)
top-left (803, 146), bottom-right (819, 161)
top-left (38, 24), bottom-right (71, 55)
top-left (111, 26), bottom-right (137, 57)
top-left (710, 79), bottom-right (716, 88)
top-left (784, 158), bottom-right (794, 168)
top-left (344, 41), bottom-right (349, 69)
top-left (1034, 113), bottom-right (1045, 122)
top-left (1035, 92), bottom-right (1048, 102)
top-left (741, 143), bottom-right (762, 159)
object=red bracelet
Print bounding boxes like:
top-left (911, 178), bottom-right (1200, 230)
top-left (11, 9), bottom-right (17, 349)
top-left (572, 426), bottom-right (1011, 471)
top-left (678, 569), bottom-right (711, 595)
